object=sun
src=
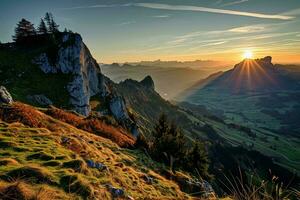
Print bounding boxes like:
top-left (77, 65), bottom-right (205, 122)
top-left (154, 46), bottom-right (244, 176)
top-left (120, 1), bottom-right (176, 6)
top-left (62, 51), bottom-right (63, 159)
top-left (243, 50), bottom-right (253, 59)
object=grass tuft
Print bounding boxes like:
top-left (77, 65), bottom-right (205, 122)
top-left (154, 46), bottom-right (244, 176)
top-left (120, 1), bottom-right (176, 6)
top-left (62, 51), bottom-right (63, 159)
top-left (3, 165), bottom-right (56, 184)
top-left (0, 158), bottom-right (19, 166)
top-left (60, 173), bottom-right (94, 198)
top-left (27, 152), bottom-right (55, 161)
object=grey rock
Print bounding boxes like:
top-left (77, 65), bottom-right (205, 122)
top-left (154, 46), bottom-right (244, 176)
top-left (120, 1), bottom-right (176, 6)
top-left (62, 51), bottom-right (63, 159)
top-left (109, 95), bottom-right (129, 121)
top-left (0, 86), bottom-right (13, 104)
top-left (86, 160), bottom-right (108, 171)
top-left (33, 33), bottom-right (107, 116)
top-left (105, 184), bottom-right (125, 198)
top-left (27, 94), bottom-right (53, 106)
top-left (142, 174), bottom-right (154, 184)
top-left (33, 53), bottom-right (57, 73)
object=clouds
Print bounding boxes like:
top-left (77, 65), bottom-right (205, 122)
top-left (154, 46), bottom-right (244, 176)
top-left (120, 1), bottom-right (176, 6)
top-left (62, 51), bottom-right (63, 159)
top-left (133, 3), bottom-right (293, 20)
top-left (62, 2), bottom-right (294, 20)
top-left (152, 14), bottom-right (170, 18)
top-left (220, 0), bottom-right (249, 7)
top-left (228, 25), bottom-right (265, 33)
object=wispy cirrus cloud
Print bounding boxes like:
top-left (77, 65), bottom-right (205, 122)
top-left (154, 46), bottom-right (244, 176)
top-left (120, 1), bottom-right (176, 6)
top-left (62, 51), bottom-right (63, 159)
top-left (133, 3), bottom-right (294, 20)
top-left (221, 0), bottom-right (249, 7)
top-left (228, 25), bottom-right (265, 33)
top-left (118, 21), bottom-right (136, 26)
top-left (152, 14), bottom-right (171, 18)
top-left (60, 4), bottom-right (131, 10)
top-left (62, 2), bottom-right (294, 20)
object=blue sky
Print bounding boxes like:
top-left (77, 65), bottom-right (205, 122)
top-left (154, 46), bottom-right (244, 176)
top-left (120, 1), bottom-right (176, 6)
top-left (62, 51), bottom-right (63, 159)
top-left (1, 0), bottom-right (300, 63)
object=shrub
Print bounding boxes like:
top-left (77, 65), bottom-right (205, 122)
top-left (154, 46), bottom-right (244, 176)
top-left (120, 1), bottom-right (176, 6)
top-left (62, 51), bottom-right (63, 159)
top-left (45, 106), bottom-right (135, 148)
top-left (0, 102), bottom-right (47, 127)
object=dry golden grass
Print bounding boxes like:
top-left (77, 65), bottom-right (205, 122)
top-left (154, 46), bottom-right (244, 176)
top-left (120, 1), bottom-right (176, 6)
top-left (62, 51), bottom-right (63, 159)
top-left (45, 106), bottom-right (136, 148)
top-left (0, 104), bottom-right (195, 199)
top-left (0, 102), bottom-right (135, 148)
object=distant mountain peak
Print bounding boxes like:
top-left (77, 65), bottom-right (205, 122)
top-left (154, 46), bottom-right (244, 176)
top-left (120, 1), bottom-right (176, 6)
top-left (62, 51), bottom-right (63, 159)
top-left (140, 75), bottom-right (155, 90)
top-left (199, 56), bottom-right (297, 94)
top-left (235, 56), bottom-right (273, 70)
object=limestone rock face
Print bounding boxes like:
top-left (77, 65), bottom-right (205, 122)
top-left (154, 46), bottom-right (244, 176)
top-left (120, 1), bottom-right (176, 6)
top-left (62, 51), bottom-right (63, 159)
top-left (0, 86), bottom-right (13, 104)
top-left (33, 33), bottom-right (107, 116)
top-left (32, 33), bottom-right (138, 136)
top-left (109, 95), bottom-right (129, 121)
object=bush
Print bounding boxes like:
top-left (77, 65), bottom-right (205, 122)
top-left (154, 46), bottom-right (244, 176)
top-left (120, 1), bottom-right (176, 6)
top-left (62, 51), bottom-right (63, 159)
top-left (45, 106), bottom-right (135, 148)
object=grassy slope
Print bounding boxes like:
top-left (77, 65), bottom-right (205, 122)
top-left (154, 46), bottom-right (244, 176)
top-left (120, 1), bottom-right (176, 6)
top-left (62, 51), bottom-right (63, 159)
top-left (0, 103), bottom-right (199, 200)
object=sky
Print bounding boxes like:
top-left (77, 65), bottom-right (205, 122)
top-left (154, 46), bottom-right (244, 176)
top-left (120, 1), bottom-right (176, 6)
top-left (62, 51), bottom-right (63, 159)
top-left (1, 0), bottom-right (300, 64)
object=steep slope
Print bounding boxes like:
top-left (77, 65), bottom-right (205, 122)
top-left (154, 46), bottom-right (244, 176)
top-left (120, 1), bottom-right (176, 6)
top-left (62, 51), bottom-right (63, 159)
top-left (0, 102), bottom-right (205, 200)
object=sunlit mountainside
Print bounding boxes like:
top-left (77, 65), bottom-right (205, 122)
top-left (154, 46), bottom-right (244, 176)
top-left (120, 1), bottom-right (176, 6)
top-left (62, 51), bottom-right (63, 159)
top-left (1, 0), bottom-right (300, 199)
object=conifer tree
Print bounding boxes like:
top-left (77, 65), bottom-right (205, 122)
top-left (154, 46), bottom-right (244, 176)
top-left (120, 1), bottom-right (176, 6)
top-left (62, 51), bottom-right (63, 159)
top-left (37, 18), bottom-right (47, 34)
top-left (44, 12), bottom-right (59, 33)
top-left (13, 18), bottom-right (36, 42)
top-left (186, 141), bottom-right (210, 178)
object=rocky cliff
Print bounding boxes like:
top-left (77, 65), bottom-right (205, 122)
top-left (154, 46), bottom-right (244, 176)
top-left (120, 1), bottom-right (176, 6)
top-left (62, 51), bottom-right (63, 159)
top-left (0, 32), bottom-right (137, 136)
top-left (33, 33), bottom-right (108, 115)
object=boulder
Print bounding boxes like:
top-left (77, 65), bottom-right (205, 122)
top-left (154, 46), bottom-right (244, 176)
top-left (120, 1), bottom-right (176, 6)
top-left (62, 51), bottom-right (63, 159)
top-left (27, 94), bottom-right (53, 106)
top-left (105, 184), bottom-right (125, 198)
top-left (86, 160), bottom-right (108, 171)
top-left (0, 86), bottom-right (13, 104)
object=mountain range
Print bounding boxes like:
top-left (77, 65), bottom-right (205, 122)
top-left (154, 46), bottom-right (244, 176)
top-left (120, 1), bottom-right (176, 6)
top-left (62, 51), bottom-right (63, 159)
top-left (0, 31), bottom-right (299, 199)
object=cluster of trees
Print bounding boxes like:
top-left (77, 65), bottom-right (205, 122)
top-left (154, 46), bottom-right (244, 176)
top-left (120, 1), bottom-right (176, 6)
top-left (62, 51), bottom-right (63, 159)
top-left (138, 114), bottom-right (210, 179)
top-left (13, 12), bottom-right (59, 42)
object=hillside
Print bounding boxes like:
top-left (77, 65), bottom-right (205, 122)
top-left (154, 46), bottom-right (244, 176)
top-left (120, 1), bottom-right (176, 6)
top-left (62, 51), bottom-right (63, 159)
top-left (0, 102), bottom-right (207, 199)
top-left (179, 57), bottom-right (300, 172)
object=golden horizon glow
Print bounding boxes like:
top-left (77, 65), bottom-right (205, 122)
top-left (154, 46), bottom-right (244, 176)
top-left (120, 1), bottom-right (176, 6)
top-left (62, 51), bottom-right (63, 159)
top-left (243, 50), bottom-right (253, 59)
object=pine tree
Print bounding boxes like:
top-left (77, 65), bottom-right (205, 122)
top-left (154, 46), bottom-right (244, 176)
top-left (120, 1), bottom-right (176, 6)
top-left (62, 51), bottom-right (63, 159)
top-left (186, 141), bottom-right (210, 178)
top-left (37, 18), bottom-right (47, 34)
top-left (13, 18), bottom-right (36, 42)
top-left (49, 18), bottom-right (59, 33)
top-left (151, 114), bottom-right (187, 171)
top-left (153, 113), bottom-right (169, 140)
top-left (44, 12), bottom-right (59, 33)
top-left (44, 12), bottom-right (52, 30)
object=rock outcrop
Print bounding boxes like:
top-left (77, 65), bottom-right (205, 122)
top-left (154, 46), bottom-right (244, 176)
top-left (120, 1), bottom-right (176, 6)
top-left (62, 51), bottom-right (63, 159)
top-left (33, 33), bottom-right (138, 136)
top-left (33, 33), bottom-right (108, 116)
top-left (140, 75), bottom-right (155, 90)
top-left (0, 86), bottom-right (13, 104)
